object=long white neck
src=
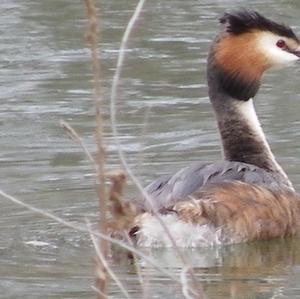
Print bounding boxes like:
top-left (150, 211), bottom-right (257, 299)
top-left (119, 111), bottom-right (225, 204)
top-left (236, 99), bottom-right (275, 158)
top-left (235, 99), bottom-right (285, 173)
top-left (215, 98), bottom-right (293, 189)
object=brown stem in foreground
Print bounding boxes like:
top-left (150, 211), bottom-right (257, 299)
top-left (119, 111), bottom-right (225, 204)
top-left (83, 0), bottom-right (108, 297)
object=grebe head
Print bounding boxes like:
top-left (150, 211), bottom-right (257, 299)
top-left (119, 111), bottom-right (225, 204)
top-left (208, 10), bottom-right (300, 101)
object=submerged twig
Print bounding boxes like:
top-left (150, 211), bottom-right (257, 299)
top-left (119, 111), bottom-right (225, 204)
top-left (87, 220), bottom-right (131, 299)
top-left (0, 189), bottom-right (178, 281)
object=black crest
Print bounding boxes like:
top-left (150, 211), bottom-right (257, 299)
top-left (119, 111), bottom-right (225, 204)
top-left (220, 10), bottom-right (298, 41)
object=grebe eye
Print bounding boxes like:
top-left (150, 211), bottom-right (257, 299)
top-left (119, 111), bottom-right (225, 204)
top-left (276, 39), bottom-right (286, 48)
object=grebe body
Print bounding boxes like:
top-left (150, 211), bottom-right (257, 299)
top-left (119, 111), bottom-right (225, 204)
top-left (131, 10), bottom-right (300, 247)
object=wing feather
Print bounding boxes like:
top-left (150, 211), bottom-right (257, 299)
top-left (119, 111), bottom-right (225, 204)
top-left (142, 161), bottom-right (291, 211)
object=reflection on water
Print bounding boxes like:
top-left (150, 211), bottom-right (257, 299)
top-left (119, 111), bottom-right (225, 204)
top-left (1, 0), bottom-right (300, 298)
top-left (109, 237), bottom-right (300, 299)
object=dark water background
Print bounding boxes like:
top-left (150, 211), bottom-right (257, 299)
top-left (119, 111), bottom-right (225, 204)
top-left (1, 0), bottom-right (300, 298)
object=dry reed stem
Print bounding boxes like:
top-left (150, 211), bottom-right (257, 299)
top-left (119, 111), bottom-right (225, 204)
top-left (105, 172), bottom-right (148, 296)
top-left (83, 0), bottom-right (108, 297)
top-left (83, 0), bottom-right (107, 245)
top-left (108, 0), bottom-right (182, 250)
top-left (109, 0), bottom-right (206, 298)
top-left (83, 0), bottom-right (107, 241)
top-left (109, 0), bottom-right (178, 251)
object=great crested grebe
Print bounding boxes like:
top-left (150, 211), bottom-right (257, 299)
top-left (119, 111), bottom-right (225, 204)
top-left (130, 10), bottom-right (300, 247)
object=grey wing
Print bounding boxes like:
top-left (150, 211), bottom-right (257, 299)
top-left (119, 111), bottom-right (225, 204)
top-left (142, 160), bottom-right (289, 211)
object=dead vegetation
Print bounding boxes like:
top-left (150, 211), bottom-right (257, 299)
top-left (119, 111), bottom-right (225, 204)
top-left (82, 0), bottom-right (207, 297)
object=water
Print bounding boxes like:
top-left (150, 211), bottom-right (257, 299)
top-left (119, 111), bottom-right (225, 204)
top-left (1, 0), bottom-right (300, 298)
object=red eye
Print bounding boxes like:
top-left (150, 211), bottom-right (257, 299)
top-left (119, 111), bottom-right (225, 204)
top-left (276, 39), bottom-right (286, 48)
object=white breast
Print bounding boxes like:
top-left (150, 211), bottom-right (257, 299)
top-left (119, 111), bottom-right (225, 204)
top-left (134, 214), bottom-right (223, 248)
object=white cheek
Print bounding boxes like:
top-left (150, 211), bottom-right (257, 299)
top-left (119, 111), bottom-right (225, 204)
top-left (267, 47), bottom-right (298, 65)
top-left (258, 33), bottom-right (299, 66)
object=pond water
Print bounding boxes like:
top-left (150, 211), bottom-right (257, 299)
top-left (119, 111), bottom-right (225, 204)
top-left (1, 0), bottom-right (300, 298)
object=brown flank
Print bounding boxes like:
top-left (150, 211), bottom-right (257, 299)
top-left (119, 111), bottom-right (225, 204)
top-left (172, 181), bottom-right (300, 242)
